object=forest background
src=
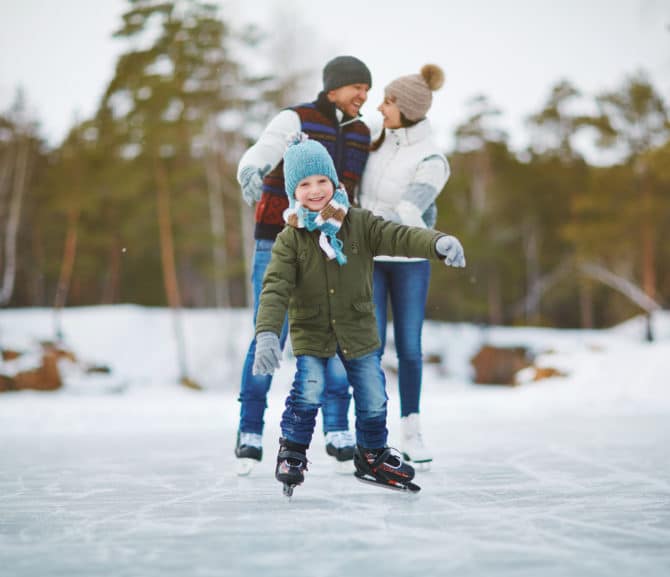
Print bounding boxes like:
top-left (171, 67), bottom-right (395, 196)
top-left (1, 0), bottom-right (669, 333)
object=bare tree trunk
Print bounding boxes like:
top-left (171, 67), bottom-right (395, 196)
top-left (0, 136), bottom-right (30, 306)
top-left (523, 220), bottom-right (541, 323)
top-left (0, 145), bottom-right (14, 205)
top-left (579, 261), bottom-right (660, 313)
top-left (640, 180), bottom-right (656, 302)
top-left (101, 234), bottom-right (122, 304)
top-left (31, 222), bottom-right (45, 305)
top-left (0, 144), bottom-right (15, 272)
top-left (153, 155), bottom-right (196, 386)
top-left (204, 116), bottom-right (228, 308)
top-left (487, 268), bottom-right (503, 325)
top-left (53, 208), bottom-right (80, 340)
top-left (579, 279), bottom-right (593, 329)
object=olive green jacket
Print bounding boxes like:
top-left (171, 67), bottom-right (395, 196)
top-left (256, 208), bottom-right (445, 360)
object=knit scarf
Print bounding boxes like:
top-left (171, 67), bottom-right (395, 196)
top-left (283, 187), bottom-right (350, 265)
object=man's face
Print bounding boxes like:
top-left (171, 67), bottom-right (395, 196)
top-left (327, 83), bottom-right (370, 117)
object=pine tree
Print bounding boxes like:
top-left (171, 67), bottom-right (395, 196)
top-left (582, 73), bottom-right (669, 306)
top-left (97, 0), bottom-right (251, 386)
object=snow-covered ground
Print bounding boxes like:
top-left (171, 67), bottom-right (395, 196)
top-left (1, 306), bottom-right (669, 577)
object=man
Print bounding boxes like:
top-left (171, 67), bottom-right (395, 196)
top-left (234, 56), bottom-right (372, 475)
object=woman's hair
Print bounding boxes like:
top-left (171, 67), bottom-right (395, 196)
top-left (370, 100), bottom-right (421, 151)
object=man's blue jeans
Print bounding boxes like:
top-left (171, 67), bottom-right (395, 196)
top-left (281, 350), bottom-right (388, 449)
top-left (238, 239), bottom-right (351, 436)
top-left (373, 259), bottom-right (431, 417)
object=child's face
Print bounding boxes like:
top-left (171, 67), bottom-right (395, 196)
top-left (294, 175), bottom-right (335, 211)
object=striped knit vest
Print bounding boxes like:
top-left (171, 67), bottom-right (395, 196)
top-left (253, 95), bottom-right (371, 240)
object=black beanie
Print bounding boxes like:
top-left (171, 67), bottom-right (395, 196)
top-left (322, 56), bottom-right (372, 92)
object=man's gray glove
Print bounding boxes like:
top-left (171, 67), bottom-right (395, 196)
top-left (252, 331), bottom-right (282, 375)
top-left (435, 235), bottom-right (466, 268)
top-left (240, 164), bottom-right (271, 206)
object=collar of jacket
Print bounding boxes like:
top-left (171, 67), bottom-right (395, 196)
top-left (315, 91), bottom-right (364, 127)
top-left (386, 118), bottom-right (432, 147)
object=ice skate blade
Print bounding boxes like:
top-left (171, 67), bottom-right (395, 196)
top-left (235, 458), bottom-right (258, 476)
top-left (354, 471), bottom-right (421, 493)
top-left (282, 483), bottom-right (297, 497)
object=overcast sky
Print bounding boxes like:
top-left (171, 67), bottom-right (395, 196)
top-left (1, 0), bottom-right (668, 155)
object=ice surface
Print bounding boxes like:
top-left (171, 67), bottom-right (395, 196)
top-left (1, 307), bottom-right (669, 576)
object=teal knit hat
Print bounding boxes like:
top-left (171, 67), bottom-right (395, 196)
top-left (283, 134), bottom-right (339, 207)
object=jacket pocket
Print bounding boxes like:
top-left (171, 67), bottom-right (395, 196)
top-left (352, 301), bottom-right (375, 313)
top-left (291, 305), bottom-right (320, 320)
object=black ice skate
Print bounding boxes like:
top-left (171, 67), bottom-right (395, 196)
top-left (325, 430), bottom-right (355, 462)
top-left (275, 438), bottom-right (308, 497)
top-left (353, 445), bottom-right (420, 493)
top-left (235, 431), bottom-right (263, 476)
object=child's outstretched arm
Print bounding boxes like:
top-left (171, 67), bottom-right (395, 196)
top-left (366, 210), bottom-right (466, 267)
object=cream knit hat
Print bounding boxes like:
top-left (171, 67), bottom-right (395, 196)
top-left (385, 64), bottom-right (445, 122)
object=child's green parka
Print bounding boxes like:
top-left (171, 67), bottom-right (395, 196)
top-left (256, 208), bottom-right (444, 360)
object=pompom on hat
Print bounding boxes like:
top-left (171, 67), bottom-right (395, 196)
top-left (283, 133), bottom-right (339, 207)
top-left (384, 64), bottom-right (445, 122)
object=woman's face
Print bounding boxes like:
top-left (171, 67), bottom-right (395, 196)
top-left (378, 96), bottom-right (402, 129)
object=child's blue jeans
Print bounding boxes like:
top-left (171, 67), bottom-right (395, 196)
top-left (281, 350), bottom-right (388, 449)
top-left (238, 239), bottom-right (351, 436)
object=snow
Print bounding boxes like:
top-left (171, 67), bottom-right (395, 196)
top-left (1, 306), bottom-right (669, 576)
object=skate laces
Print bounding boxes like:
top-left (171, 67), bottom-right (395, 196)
top-left (384, 447), bottom-right (403, 469)
top-left (365, 447), bottom-right (403, 469)
top-left (281, 457), bottom-right (307, 470)
top-left (279, 450), bottom-right (309, 470)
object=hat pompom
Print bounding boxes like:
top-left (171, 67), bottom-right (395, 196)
top-left (286, 131), bottom-right (309, 149)
top-left (420, 64), bottom-right (444, 91)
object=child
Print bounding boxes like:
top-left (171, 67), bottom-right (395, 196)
top-left (252, 134), bottom-right (465, 495)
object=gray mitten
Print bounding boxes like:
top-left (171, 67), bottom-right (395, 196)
top-left (435, 235), bottom-right (466, 268)
top-left (252, 331), bottom-right (282, 375)
top-left (240, 164), bottom-right (271, 206)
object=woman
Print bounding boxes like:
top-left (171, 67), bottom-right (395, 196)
top-left (359, 64), bottom-right (449, 467)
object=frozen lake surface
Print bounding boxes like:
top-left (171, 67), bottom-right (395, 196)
top-left (2, 306), bottom-right (670, 575)
top-left (1, 390), bottom-right (669, 577)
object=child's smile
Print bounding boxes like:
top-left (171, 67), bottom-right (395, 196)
top-left (294, 175), bottom-right (335, 211)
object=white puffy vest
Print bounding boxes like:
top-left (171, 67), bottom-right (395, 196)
top-left (360, 119), bottom-right (447, 262)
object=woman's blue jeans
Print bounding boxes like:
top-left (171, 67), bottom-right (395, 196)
top-left (373, 259), bottom-right (430, 417)
top-left (281, 350), bottom-right (388, 449)
top-left (238, 239), bottom-right (351, 436)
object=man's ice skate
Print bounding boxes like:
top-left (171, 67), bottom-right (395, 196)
top-left (353, 445), bottom-right (420, 493)
top-left (401, 413), bottom-right (432, 471)
top-left (325, 430), bottom-right (355, 474)
top-left (275, 438), bottom-right (308, 497)
top-left (235, 431), bottom-right (263, 476)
